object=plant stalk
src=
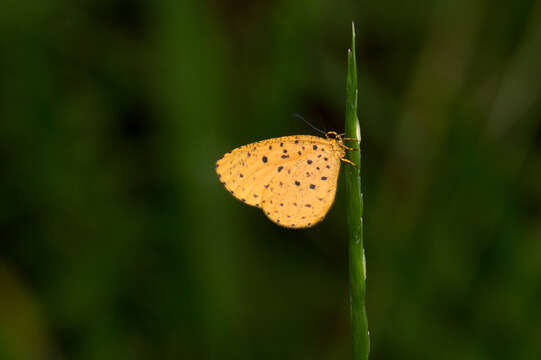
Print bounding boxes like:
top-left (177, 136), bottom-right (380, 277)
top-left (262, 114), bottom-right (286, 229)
top-left (344, 22), bottom-right (369, 360)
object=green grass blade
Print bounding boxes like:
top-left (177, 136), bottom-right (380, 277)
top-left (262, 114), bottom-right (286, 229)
top-left (344, 22), bottom-right (370, 360)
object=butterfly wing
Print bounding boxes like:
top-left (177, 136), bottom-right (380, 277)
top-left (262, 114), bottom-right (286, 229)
top-left (216, 143), bottom-right (273, 207)
top-left (216, 136), bottom-right (313, 206)
top-left (216, 135), bottom-right (342, 228)
top-left (260, 137), bottom-right (342, 228)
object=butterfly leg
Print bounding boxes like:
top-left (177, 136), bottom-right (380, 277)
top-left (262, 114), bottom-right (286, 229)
top-left (339, 143), bottom-right (359, 151)
top-left (340, 157), bottom-right (359, 168)
top-left (343, 137), bottom-right (360, 148)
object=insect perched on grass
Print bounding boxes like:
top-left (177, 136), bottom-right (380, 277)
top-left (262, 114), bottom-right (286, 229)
top-left (216, 130), bottom-right (357, 229)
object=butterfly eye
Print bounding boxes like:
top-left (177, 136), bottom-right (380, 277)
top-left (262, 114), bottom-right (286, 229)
top-left (326, 132), bottom-right (337, 139)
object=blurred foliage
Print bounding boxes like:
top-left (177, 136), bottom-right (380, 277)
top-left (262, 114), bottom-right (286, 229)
top-left (1, 0), bottom-right (541, 359)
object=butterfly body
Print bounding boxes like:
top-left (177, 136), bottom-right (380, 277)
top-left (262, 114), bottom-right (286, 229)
top-left (216, 134), bottom-right (348, 228)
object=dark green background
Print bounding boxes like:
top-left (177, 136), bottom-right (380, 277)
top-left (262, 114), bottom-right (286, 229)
top-left (2, 1), bottom-right (541, 359)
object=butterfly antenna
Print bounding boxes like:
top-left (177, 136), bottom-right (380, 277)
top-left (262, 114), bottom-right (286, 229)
top-left (291, 113), bottom-right (326, 136)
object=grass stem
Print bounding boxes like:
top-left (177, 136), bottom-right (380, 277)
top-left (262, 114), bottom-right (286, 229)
top-left (344, 22), bottom-right (370, 360)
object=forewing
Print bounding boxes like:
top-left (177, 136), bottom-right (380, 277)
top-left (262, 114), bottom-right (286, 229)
top-left (216, 135), bottom-right (320, 206)
top-left (216, 143), bottom-right (274, 207)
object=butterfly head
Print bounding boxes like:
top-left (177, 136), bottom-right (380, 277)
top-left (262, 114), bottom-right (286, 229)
top-left (325, 131), bottom-right (341, 140)
top-left (324, 131), bottom-right (347, 158)
top-left (325, 131), bottom-right (346, 146)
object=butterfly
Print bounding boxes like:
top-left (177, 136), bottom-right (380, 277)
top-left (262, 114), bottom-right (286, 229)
top-left (216, 132), bottom-right (356, 228)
